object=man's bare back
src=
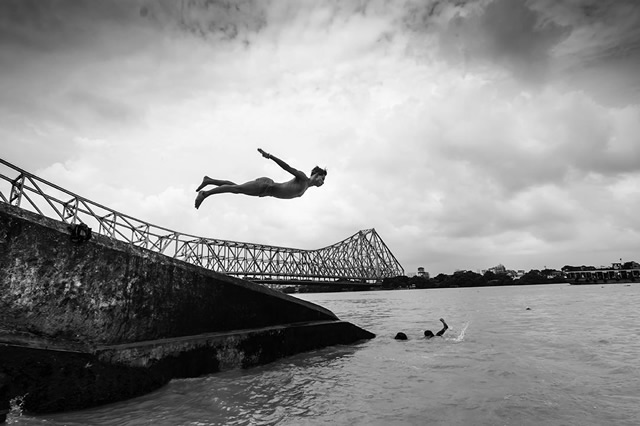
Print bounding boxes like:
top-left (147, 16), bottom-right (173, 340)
top-left (195, 149), bottom-right (326, 209)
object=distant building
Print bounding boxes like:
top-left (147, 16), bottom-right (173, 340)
top-left (562, 261), bottom-right (640, 280)
top-left (488, 264), bottom-right (507, 274)
top-left (417, 267), bottom-right (429, 279)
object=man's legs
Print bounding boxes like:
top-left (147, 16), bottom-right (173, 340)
top-left (195, 179), bottom-right (270, 208)
top-left (196, 176), bottom-right (237, 192)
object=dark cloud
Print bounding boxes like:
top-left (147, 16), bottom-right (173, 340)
top-left (0, 1), bottom-right (148, 143)
top-left (0, 0), bottom-right (141, 52)
top-left (562, 53), bottom-right (640, 107)
top-left (403, 0), bottom-right (640, 106)
top-left (436, 0), bottom-right (570, 84)
top-left (139, 0), bottom-right (268, 44)
top-left (546, 0), bottom-right (640, 106)
top-left (534, 0), bottom-right (639, 29)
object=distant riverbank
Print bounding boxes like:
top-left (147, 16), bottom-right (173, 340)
top-left (276, 272), bottom-right (637, 294)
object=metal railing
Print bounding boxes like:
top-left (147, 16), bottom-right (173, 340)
top-left (0, 158), bottom-right (404, 282)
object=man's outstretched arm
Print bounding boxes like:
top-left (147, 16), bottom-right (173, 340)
top-left (436, 318), bottom-right (448, 336)
top-left (258, 148), bottom-right (306, 179)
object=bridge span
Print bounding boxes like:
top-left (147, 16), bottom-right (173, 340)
top-left (0, 158), bottom-right (404, 284)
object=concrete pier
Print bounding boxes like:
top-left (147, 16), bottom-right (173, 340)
top-left (0, 202), bottom-right (374, 415)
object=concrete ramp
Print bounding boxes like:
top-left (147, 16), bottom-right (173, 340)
top-left (0, 202), bottom-right (374, 415)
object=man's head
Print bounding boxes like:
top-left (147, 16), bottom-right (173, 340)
top-left (424, 330), bottom-right (434, 339)
top-left (310, 166), bottom-right (327, 187)
top-left (394, 332), bottom-right (408, 340)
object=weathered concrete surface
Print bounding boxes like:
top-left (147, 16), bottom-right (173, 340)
top-left (0, 343), bottom-right (166, 414)
top-left (1, 320), bottom-right (373, 414)
top-left (0, 202), bottom-right (375, 415)
top-left (0, 202), bottom-right (338, 345)
top-left (0, 373), bottom-right (7, 423)
top-left (96, 320), bottom-right (373, 370)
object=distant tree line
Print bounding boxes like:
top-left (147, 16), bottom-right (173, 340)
top-left (381, 269), bottom-right (566, 290)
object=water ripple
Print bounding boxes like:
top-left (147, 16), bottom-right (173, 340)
top-left (13, 284), bottom-right (640, 426)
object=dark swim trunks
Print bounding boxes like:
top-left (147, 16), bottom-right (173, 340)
top-left (256, 177), bottom-right (275, 197)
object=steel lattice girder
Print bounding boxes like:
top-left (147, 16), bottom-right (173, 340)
top-left (0, 157), bottom-right (404, 282)
top-left (212, 228), bottom-right (404, 282)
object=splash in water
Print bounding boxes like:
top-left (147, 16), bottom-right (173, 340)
top-left (7, 394), bottom-right (26, 423)
top-left (447, 322), bottom-right (469, 343)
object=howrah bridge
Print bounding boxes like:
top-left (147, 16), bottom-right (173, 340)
top-left (0, 158), bottom-right (404, 285)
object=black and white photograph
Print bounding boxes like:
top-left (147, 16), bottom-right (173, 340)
top-left (1, 1), bottom-right (639, 425)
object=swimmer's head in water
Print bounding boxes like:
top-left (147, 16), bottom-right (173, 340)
top-left (394, 332), bottom-right (408, 340)
top-left (424, 330), bottom-right (434, 338)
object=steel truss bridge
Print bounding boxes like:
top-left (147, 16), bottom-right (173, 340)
top-left (0, 158), bottom-right (404, 284)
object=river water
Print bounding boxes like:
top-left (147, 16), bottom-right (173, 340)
top-left (9, 284), bottom-right (640, 425)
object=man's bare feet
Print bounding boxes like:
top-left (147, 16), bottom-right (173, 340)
top-left (195, 176), bottom-right (210, 192)
top-left (195, 191), bottom-right (206, 209)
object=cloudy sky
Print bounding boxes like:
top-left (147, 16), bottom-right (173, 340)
top-left (1, 0), bottom-right (639, 275)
